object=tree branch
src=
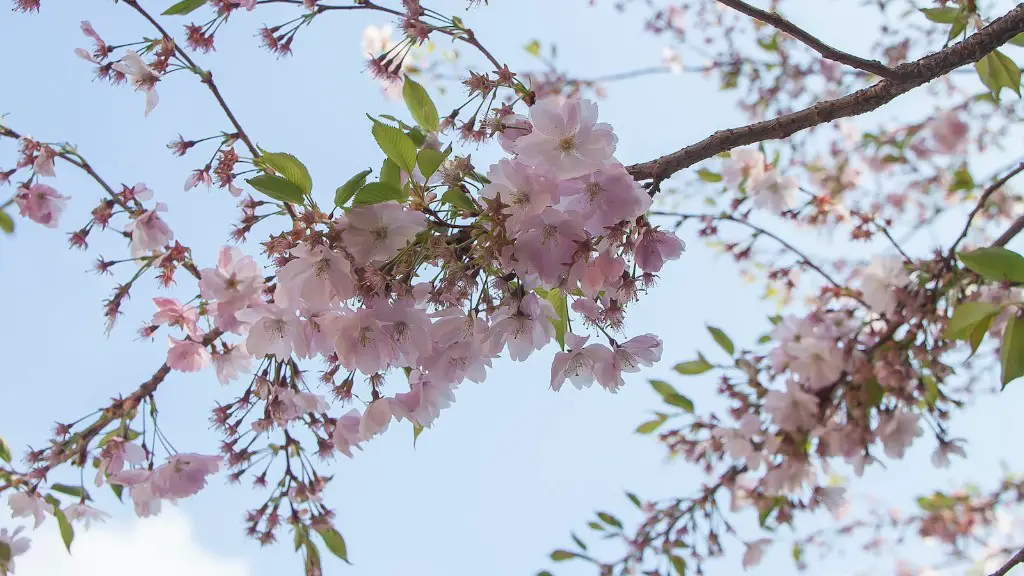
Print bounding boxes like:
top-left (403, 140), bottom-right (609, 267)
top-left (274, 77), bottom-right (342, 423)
top-left (989, 548), bottom-right (1024, 576)
top-left (627, 4), bottom-right (1024, 183)
top-left (994, 214), bottom-right (1024, 248)
top-left (716, 0), bottom-right (898, 79)
top-left (949, 161), bottom-right (1024, 253)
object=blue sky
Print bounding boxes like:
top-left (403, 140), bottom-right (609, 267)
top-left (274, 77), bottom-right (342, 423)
top-left (3, 1), bottom-right (1024, 575)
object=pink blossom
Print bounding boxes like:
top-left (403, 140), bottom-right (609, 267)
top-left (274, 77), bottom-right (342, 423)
top-left (392, 370), bottom-right (456, 428)
top-left (124, 182), bottom-right (153, 202)
top-left (32, 146), bottom-right (56, 177)
top-left (80, 20), bottom-right (108, 61)
top-left (151, 454), bottom-right (222, 500)
top-left (229, 0), bottom-right (257, 10)
top-left (212, 343), bottom-right (250, 384)
top-left (65, 503), bottom-right (110, 528)
top-left (635, 226), bottom-right (685, 273)
top-left (513, 208), bottom-right (588, 286)
top-left (125, 202), bottom-right (174, 257)
top-left (423, 310), bottom-right (496, 384)
top-left (95, 438), bottom-right (146, 487)
top-left (184, 169), bottom-right (213, 191)
top-left (370, 298), bottom-right (433, 366)
top-left (763, 380), bottom-right (819, 432)
top-left (112, 49), bottom-right (160, 117)
top-left (788, 337), bottom-right (845, 391)
top-left (151, 297), bottom-right (200, 338)
top-left (340, 201), bottom-right (426, 264)
top-left (722, 148), bottom-right (766, 188)
top-left (859, 254), bottom-right (910, 316)
top-left (594, 334), bottom-right (663, 391)
top-left (200, 246), bottom-right (265, 333)
top-left (14, 183), bottom-right (67, 228)
top-left (749, 170), bottom-right (798, 212)
top-left (246, 306), bottom-right (299, 359)
top-left (7, 492), bottom-right (53, 529)
top-left (931, 439), bottom-right (967, 468)
top-left (571, 298), bottom-right (603, 323)
top-left (876, 411), bottom-right (922, 459)
top-left (580, 250), bottom-right (625, 297)
top-left (488, 293), bottom-right (557, 361)
top-left (293, 309), bottom-right (340, 360)
top-left (550, 333), bottom-right (610, 391)
top-left (931, 110), bottom-right (968, 154)
top-left (332, 408), bottom-right (364, 458)
top-left (109, 470), bottom-right (162, 517)
top-left (560, 163), bottom-right (651, 234)
top-left (275, 243), bottom-right (355, 309)
top-left (479, 158), bottom-right (558, 234)
top-left (0, 526), bottom-right (30, 573)
top-left (742, 538), bottom-right (771, 569)
top-left (497, 113), bottom-right (531, 154)
top-left (359, 398), bottom-right (397, 440)
top-left (334, 308), bottom-right (397, 374)
top-left (761, 460), bottom-right (813, 495)
top-left (272, 388), bottom-right (329, 423)
top-left (167, 336), bottom-right (211, 373)
top-left (514, 96), bottom-right (617, 179)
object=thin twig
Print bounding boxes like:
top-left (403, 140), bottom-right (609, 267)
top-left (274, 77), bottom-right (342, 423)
top-left (627, 4), bottom-right (1024, 183)
top-left (949, 161), bottom-right (1024, 253)
top-left (988, 548), bottom-right (1024, 576)
top-left (716, 0), bottom-right (898, 79)
top-left (994, 214), bottom-right (1024, 248)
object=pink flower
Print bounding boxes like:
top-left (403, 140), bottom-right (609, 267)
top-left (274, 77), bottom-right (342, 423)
top-left (370, 298), bottom-right (433, 366)
top-left (635, 226), bottom-right (684, 273)
top-left (931, 439), bottom-right (967, 468)
top-left (340, 201), bottom-right (426, 265)
top-left (293, 309), bottom-right (341, 360)
top-left (876, 411), bottom-right (922, 459)
top-left (359, 398), bottom-right (397, 440)
top-left (229, 0), bottom-right (257, 9)
top-left (742, 539), bottom-right (772, 569)
top-left (125, 202), bottom-right (174, 257)
top-left (580, 250), bottom-right (625, 297)
top-left (749, 170), bottom-right (798, 212)
top-left (423, 310), bottom-right (496, 385)
top-left (151, 297), bottom-right (200, 338)
top-left (334, 308), bottom-right (397, 374)
top-left (124, 182), bottom-right (153, 202)
top-left (108, 470), bottom-right (162, 517)
top-left (65, 503), bottom-right (110, 528)
top-left (763, 380), bottom-right (819, 432)
top-left (213, 343), bottom-right (250, 384)
top-left (184, 169), bottom-right (213, 191)
top-left (560, 163), bottom-right (651, 234)
top-left (931, 111), bottom-right (968, 154)
top-left (275, 243), bottom-right (355, 309)
top-left (245, 306), bottom-right (299, 359)
top-left (96, 438), bottom-right (146, 486)
top-left (14, 183), bottom-right (67, 228)
top-left (550, 333), bottom-right (609, 391)
top-left (32, 146), bottom-right (56, 177)
top-left (112, 49), bottom-right (160, 117)
top-left (151, 454), bottom-right (222, 500)
top-left (392, 370), bottom-right (456, 428)
top-left (7, 492), bottom-right (53, 528)
top-left (0, 526), bottom-right (30, 573)
top-left (479, 158), bottom-right (558, 234)
top-left (200, 246), bottom-right (265, 332)
top-left (722, 148), bottom-right (766, 188)
top-left (80, 20), bottom-right (109, 61)
top-left (788, 337), bottom-right (845, 391)
top-left (594, 334), bottom-right (663, 391)
top-left (497, 113), bottom-right (531, 154)
top-left (167, 336), bottom-right (212, 372)
top-left (332, 408), bottom-right (364, 458)
top-left (513, 208), bottom-right (588, 286)
top-left (859, 255), bottom-right (910, 316)
top-left (488, 293), bottom-right (557, 361)
top-left (514, 96), bottom-right (617, 179)
top-left (272, 388), bottom-right (329, 423)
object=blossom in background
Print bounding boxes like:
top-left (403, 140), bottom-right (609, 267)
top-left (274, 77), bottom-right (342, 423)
top-left (661, 47), bottom-right (683, 74)
top-left (859, 254), bottom-right (911, 316)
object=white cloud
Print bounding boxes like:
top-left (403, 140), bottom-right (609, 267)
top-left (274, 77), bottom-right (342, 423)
top-left (10, 506), bottom-right (250, 576)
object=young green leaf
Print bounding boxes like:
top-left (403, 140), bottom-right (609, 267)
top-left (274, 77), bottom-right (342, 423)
top-left (45, 496), bottom-right (74, 552)
top-left (371, 121), bottom-right (418, 173)
top-left (0, 437), bottom-right (10, 463)
top-left (111, 483), bottom-right (124, 502)
top-left (413, 422), bottom-right (424, 448)
top-left (696, 168), bottom-right (723, 183)
top-left (707, 325), bottom-right (735, 355)
top-left (597, 512), bottom-right (622, 529)
top-left (441, 187), bottom-right (477, 212)
top-left (968, 316), bottom-right (993, 355)
top-left (635, 414), bottom-right (668, 434)
top-left (1011, 33), bottom-right (1024, 47)
top-left (246, 174), bottom-right (305, 205)
top-left (162, 0), bottom-right (206, 15)
top-left (335, 169), bottom-right (372, 208)
top-left (417, 148), bottom-right (448, 180)
top-left (571, 532), bottom-right (588, 550)
top-left (304, 539), bottom-right (322, 574)
top-left (0, 541), bottom-right (10, 564)
top-left (259, 152), bottom-right (313, 195)
top-left (352, 182), bottom-right (406, 205)
top-left (550, 550), bottom-right (579, 561)
top-left (670, 555), bottom-right (688, 575)
top-left (919, 7), bottom-right (961, 23)
top-left (0, 210), bottom-right (13, 234)
top-left (1000, 316), bottom-right (1024, 388)
top-left (946, 301), bottom-right (1001, 340)
top-left (402, 75), bottom-right (439, 132)
top-left (674, 356), bottom-right (713, 375)
top-left (958, 247), bottom-right (1024, 283)
top-left (51, 483), bottom-right (88, 499)
top-left (976, 50), bottom-right (1022, 99)
top-left (537, 289), bottom-right (569, 350)
top-left (315, 526), bottom-right (351, 564)
top-left (380, 158), bottom-right (402, 187)
top-left (626, 492), bottom-right (643, 508)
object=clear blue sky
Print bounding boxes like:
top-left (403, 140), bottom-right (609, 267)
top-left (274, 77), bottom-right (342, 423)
top-left (3, 1), bottom-right (1024, 575)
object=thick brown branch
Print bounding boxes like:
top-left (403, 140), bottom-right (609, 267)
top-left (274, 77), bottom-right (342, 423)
top-left (627, 4), bottom-right (1024, 182)
top-left (994, 214), bottom-right (1024, 247)
top-left (717, 0), bottom-right (898, 79)
top-left (989, 548), bottom-right (1024, 576)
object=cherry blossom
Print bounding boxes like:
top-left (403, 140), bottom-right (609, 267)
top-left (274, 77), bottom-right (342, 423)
top-left (125, 202), bottom-right (174, 257)
top-left (550, 333), bottom-right (610, 391)
top-left (340, 201), bottom-right (426, 264)
top-left (594, 334), bottom-right (663, 391)
top-left (742, 538), bottom-right (771, 569)
top-left (859, 254), bottom-right (911, 316)
top-left (332, 408), bottom-right (364, 458)
top-left (96, 438), bottom-right (146, 487)
top-left (392, 370), bottom-right (456, 428)
top-left (65, 503), bottom-right (110, 528)
top-left (877, 411), bottom-right (923, 459)
top-left (514, 96), bottom-right (617, 179)
top-left (111, 49), bottom-right (159, 117)
top-left (722, 147), bottom-right (766, 188)
top-left (488, 293), bottom-right (557, 361)
top-left (151, 454), bottom-right (222, 500)
top-left (246, 306), bottom-right (300, 359)
top-left (0, 527), bottom-right (30, 575)
top-left (14, 182), bottom-right (67, 228)
top-left (479, 158), bottom-right (558, 234)
top-left (749, 170), bottom-right (798, 213)
top-left (635, 226), bottom-right (685, 273)
top-left (167, 336), bottom-right (212, 373)
top-left (560, 162), bottom-right (652, 234)
top-left (275, 243), bottom-right (355, 309)
top-left (763, 380), bottom-right (819, 432)
top-left (7, 492), bottom-right (53, 529)
top-left (151, 297), bottom-right (200, 338)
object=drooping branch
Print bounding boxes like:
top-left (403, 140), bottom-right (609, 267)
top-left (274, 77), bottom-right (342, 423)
top-left (627, 4), bottom-right (1024, 183)
top-left (716, 0), bottom-right (899, 79)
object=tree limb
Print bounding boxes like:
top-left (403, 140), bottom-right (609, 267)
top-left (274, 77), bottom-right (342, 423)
top-left (989, 548), bottom-right (1024, 576)
top-left (627, 3), bottom-right (1024, 183)
top-left (716, 0), bottom-right (898, 79)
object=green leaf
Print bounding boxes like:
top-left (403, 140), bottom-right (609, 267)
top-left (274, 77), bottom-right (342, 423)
top-left (652, 380), bottom-right (696, 410)
top-left (920, 7), bottom-right (961, 23)
top-left (670, 555), bottom-right (688, 575)
top-left (380, 158), bottom-right (402, 187)
top-left (51, 484), bottom-right (87, 499)
top-left (597, 512), bottom-right (622, 529)
top-left (626, 492), bottom-right (642, 509)
top-left (417, 148), bottom-right (447, 180)
top-left (407, 126), bottom-right (427, 148)
top-left (697, 168), bottom-right (723, 183)
top-left (525, 40), bottom-right (541, 57)
top-left (111, 483), bottom-right (123, 502)
top-left (0, 541), bottom-right (10, 565)
top-left (335, 169), bottom-right (372, 208)
top-left (45, 497), bottom-right (74, 552)
top-left (975, 49), bottom-right (1021, 99)
top-left (550, 550), bottom-right (579, 561)
top-left (949, 165), bottom-right (974, 192)
top-left (758, 499), bottom-right (779, 528)
top-left (371, 121), bottom-right (418, 173)
top-left (946, 301), bottom-right (1001, 339)
top-left (571, 532), bottom-right (587, 551)
top-left (304, 539), bottom-right (322, 574)
top-left (441, 187), bottom-right (477, 212)
top-left (352, 182), bottom-right (406, 206)
top-left (0, 437), bottom-right (9, 463)
top-left (537, 288), bottom-right (568, 350)
top-left (402, 75), bottom-right (439, 132)
top-left (315, 526), bottom-right (351, 564)
top-left (706, 325), bottom-right (735, 355)
top-left (246, 174), bottom-right (305, 205)
top-left (0, 210), bottom-right (13, 234)
top-left (635, 414), bottom-right (667, 434)
top-left (674, 356), bottom-right (713, 375)
top-left (1000, 316), bottom-right (1024, 388)
top-left (413, 422), bottom-right (424, 448)
top-left (958, 247), bottom-right (1024, 283)
top-left (162, 0), bottom-right (206, 15)
top-left (1011, 33), bottom-right (1024, 47)
top-left (258, 151), bottom-right (313, 195)
top-left (537, 572), bottom-right (554, 576)
top-left (968, 315), bottom-right (992, 354)
top-left (587, 521), bottom-right (604, 530)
